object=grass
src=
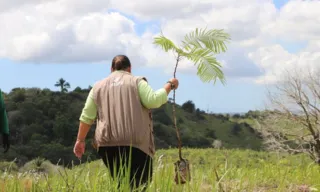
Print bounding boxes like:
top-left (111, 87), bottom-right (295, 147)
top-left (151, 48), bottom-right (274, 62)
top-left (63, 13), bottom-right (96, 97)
top-left (1, 148), bottom-right (320, 192)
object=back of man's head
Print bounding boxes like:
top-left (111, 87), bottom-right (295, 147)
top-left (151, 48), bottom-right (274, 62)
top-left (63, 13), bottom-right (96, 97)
top-left (111, 55), bottom-right (131, 71)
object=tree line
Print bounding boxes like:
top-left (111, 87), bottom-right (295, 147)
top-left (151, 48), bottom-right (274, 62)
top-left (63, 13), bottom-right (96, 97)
top-left (0, 78), bottom-right (268, 167)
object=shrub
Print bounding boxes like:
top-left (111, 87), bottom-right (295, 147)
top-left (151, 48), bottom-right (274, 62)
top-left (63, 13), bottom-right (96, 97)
top-left (20, 157), bottom-right (62, 174)
top-left (0, 161), bottom-right (19, 173)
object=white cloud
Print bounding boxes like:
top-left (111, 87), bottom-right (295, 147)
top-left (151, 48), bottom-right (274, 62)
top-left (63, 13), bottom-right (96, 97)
top-left (127, 0), bottom-right (277, 78)
top-left (0, 1), bottom-right (138, 64)
top-left (262, 0), bottom-right (320, 42)
top-left (0, 0), bottom-right (319, 84)
top-left (0, 0), bottom-right (56, 13)
top-left (109, 0), bottom-right (213, 21)
top-left (248, 44), bottom-right (320, 84)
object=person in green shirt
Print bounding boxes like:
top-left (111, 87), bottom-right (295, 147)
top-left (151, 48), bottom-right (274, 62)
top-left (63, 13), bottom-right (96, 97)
top-left (0, 89), bottom-right (10, 153)
top-left (73, 55), bottom-right (179, 190)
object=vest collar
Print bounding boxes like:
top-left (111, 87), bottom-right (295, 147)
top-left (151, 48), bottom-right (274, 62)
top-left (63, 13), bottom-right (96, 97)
top-left (112, 70), bottom-right (131, 75)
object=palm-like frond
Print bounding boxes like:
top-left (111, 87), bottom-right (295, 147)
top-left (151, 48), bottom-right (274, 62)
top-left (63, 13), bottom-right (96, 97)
top-left (153, 33), bottom-right (183, 54)
top-left (55, 78), bottom-right (65, 87)
top-left (182, 28), bottom-right (230, 54)
top-left (153, 27), bottom-right (230, 84)
top-left (64, 82), bottom-right (70, 88)
top-left (185, 47), bottom-right (226, 84)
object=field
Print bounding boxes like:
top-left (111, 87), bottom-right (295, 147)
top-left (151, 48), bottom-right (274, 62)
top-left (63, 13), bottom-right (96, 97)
top-left (1, 148), bottom-right (319, 192)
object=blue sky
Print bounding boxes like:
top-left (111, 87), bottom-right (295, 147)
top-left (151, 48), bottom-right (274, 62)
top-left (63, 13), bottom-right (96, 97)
top-left (0, 60), bottom-right (267, 113)
top-left (0, 0), bottom-right (311, 113)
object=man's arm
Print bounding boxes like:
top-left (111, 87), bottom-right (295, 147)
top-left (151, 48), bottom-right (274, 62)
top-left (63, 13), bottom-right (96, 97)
top-left (76, 89), bottom-right (97, 141)
top-left (138, 80), bottom-right (172, 109)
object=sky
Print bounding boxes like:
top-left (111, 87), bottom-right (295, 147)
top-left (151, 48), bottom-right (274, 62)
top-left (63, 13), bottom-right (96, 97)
top-left (1, 0), bottom-right (320, 113)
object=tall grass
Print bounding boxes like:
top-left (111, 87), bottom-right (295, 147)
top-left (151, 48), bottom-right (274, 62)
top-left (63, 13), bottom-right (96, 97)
top-left (1, 148), bottom-right (320, 192)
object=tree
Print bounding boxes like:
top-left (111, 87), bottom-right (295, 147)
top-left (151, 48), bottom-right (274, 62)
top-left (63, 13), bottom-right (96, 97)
top-left (73, 86), bottom-right (82, 93)
top-left (212, 139), bottom-right (223, 149)
top-left (54, 78), bottom-right (70, 93)
top-left (232, 113), bottom-right (241, 118)
top-left (182, 100), bottom-right (196, 113)
top-left (153, 27), bottom-right (230, 183)
top-left (231, 123), bottom-right (242, 136)
top-left (258, 68), bottom-right (320, 164)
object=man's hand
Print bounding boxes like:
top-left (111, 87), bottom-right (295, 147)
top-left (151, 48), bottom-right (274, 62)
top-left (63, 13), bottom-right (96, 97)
top-left (73, 140), bottom-right (85, 160)
top-left (164, 78), bottom-right (180, 94)
top-left (2, 133), bottom-right (9, 153)
top-left (169, 78), bottom-right (179, 90)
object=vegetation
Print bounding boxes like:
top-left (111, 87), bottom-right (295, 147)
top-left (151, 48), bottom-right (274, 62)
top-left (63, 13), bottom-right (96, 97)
top-left (254, 68), bottom-right (320, 165)
top-left (54, 78), bottom-right (71, 93)
top-left (2, 66), bottom-right (319, 191)
top-left (153, 28), bottom-right (230, 182)
top-left (1, 83), bottom-right (263, 167)
top-left (0, 149), bottom-right (318, 191)
top-left (153, 28), bottom-right (230, 84)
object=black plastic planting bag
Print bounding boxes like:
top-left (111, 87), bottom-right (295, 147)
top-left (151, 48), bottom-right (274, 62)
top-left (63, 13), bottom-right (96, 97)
top-left (174, 158), bottom-right (191, 184)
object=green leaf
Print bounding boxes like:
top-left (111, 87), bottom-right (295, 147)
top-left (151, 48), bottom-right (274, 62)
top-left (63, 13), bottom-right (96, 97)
top-left (185, 47), bottom-right (226, 85)
top-left (153, 27), bottom-right (230, 85)
top-left (153, 34), bottom-right (183, 53)
top-left (182, 28), bottom-right (230, 54)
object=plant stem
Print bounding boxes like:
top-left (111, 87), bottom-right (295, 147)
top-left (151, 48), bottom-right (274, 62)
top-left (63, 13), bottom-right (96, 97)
top-left (214, 167), bottom-right (225, 192)
top-left (173, 55), bottom-right (182, 160)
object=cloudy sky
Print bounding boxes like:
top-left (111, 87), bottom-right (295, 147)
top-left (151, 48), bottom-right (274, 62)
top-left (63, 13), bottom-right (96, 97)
top-left (1, 0), bottom-right (319, 113)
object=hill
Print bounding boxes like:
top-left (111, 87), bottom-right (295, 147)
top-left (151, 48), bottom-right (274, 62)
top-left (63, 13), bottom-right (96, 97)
top-left (1, 85), bottom-right (264, 166)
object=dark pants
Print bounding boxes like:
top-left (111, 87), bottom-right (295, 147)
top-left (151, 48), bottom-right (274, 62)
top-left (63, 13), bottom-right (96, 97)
top-left (98, 146), bottom-right (153, 191)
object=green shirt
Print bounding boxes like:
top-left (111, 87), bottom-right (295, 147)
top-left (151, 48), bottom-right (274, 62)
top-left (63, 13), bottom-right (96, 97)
top-left (79, 73), bottom-right (168, 125)
top-left (0, 89), bottom-right (9, 134)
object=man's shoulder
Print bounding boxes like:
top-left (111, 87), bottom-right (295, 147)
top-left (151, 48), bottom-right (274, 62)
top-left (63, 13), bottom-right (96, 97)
top-left (91, 76), bottom-right (109, 90)
top-left (93, 73), bottom-right (148, 89)
top-left (133, 75), bottom-right (148, 83)
top-left (93, 78), bottom-right (106, 86)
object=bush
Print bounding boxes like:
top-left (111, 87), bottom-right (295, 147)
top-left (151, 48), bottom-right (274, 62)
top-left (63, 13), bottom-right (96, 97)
top-left (231, 123), bottom-right (242, 136)
top-left (0, 161), bottom-right (19, 173)
top-left (182, 100), bottom-right (196, 113)
top-left (152, 107), bottom-right (172, 126)
top-left (20, 157), bottom-right (62, 174)
top-left (212, 140), bottom-right (223, 149)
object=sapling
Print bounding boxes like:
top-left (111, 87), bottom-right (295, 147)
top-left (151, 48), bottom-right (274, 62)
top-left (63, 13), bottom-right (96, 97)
top-left (153, 27), bottom-right (230, 184)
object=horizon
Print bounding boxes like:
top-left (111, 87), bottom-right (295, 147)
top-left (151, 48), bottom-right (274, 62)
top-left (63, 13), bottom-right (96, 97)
top-left (1, 84), bottom-right (253, 115)
top-left (1, 0), bottom-right (319, 113)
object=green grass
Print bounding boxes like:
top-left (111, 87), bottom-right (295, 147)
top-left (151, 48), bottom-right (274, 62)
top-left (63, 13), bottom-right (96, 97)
top-left (1, 148), bottom-right (320, 192)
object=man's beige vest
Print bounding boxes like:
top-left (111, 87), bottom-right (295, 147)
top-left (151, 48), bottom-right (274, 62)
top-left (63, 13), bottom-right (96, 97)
top-left (92, 71), bottom-right (155, 158)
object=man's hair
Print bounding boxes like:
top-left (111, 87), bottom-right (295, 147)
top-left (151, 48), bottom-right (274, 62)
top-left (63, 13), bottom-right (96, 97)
top-left (111, 55), bottom-right (131, 70)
